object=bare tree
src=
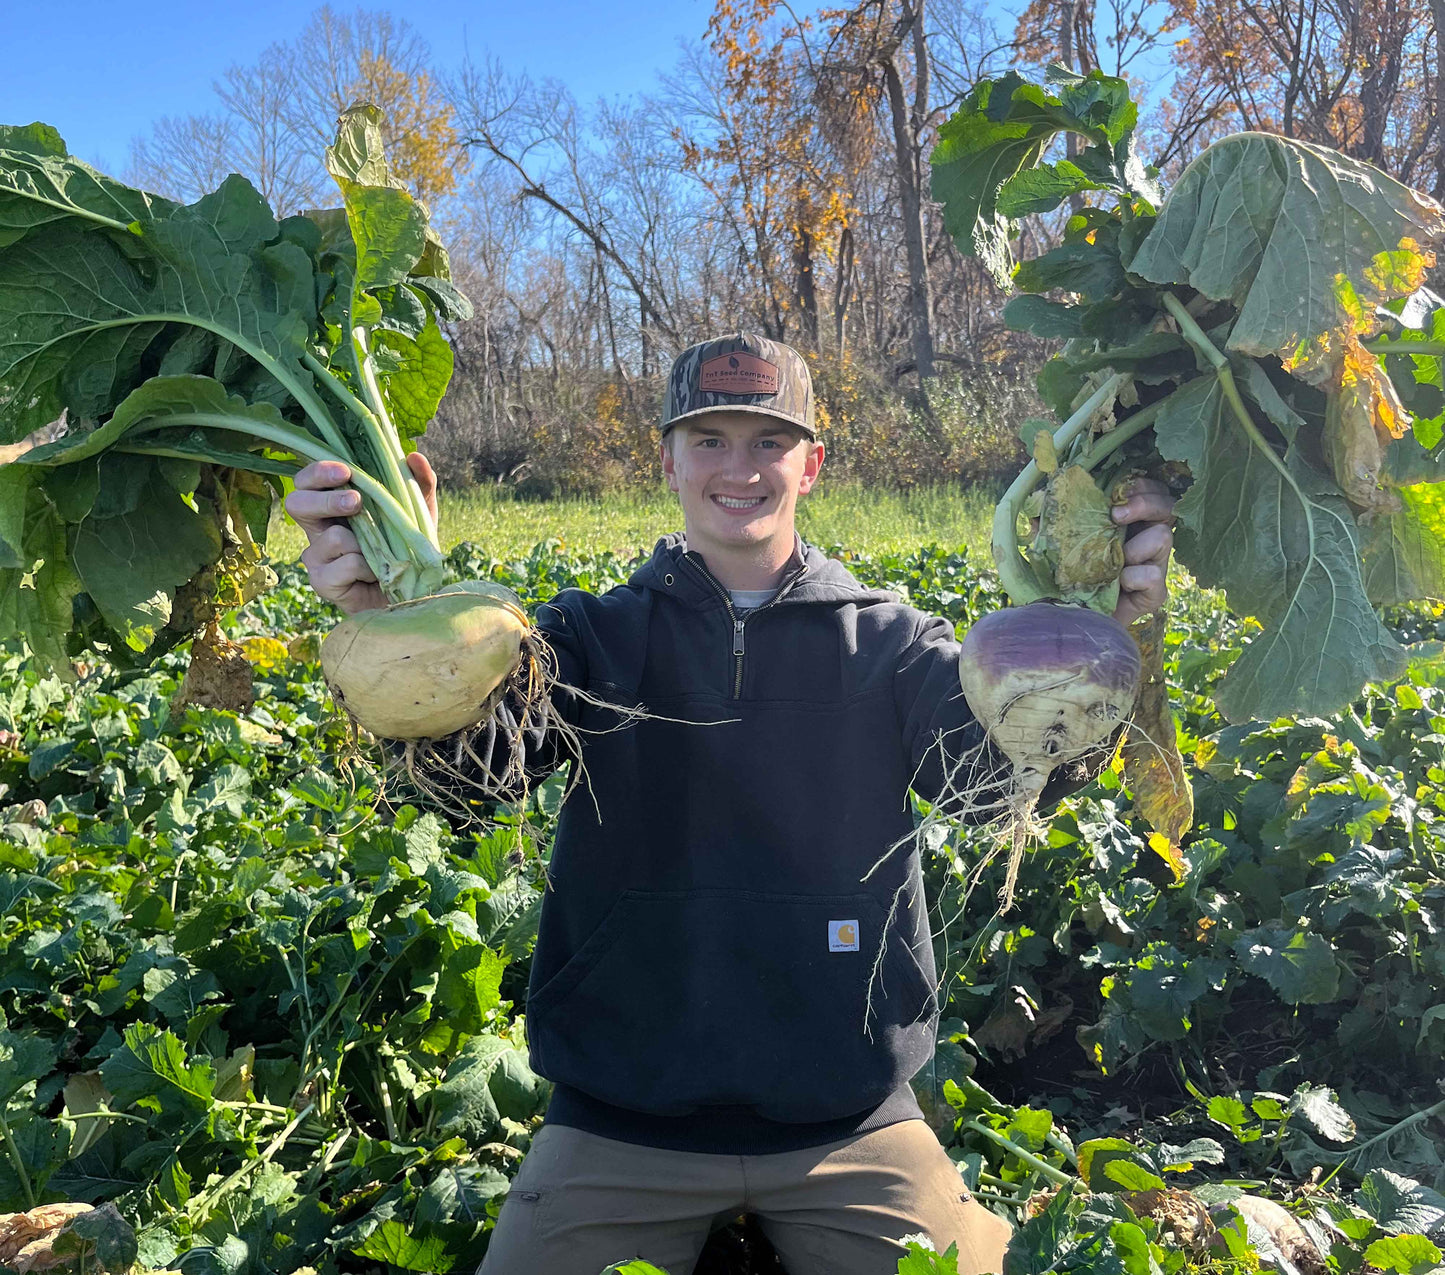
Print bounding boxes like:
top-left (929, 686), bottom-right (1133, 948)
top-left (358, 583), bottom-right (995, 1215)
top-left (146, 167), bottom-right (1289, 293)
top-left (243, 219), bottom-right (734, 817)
top-left (127, 6), bottom-right (461, 212)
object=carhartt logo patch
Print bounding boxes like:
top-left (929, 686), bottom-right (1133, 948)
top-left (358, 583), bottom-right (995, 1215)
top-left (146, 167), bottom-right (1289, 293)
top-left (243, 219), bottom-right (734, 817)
top-left (828, 920), bottom-right (860, 952)
top-left (700, 351), bottom-right (780, 395)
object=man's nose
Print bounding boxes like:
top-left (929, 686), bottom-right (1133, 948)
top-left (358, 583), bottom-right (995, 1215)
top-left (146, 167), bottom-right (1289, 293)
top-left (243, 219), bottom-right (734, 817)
top-left (720, 452), bottom-right (760, 481)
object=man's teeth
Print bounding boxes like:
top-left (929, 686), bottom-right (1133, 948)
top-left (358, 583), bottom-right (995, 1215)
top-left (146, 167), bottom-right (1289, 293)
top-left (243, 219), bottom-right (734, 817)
top-left (715, 495), bottom-right (765, 509)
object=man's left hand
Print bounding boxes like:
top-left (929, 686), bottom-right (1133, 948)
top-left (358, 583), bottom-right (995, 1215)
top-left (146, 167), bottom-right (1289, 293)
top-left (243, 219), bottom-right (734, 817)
top-left (1110, 477), bottom-right (1176, 627)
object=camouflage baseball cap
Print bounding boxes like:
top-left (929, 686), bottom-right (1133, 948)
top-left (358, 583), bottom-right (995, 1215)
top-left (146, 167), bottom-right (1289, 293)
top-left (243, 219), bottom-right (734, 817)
top-left (662, 333), bottom-right (816, 439)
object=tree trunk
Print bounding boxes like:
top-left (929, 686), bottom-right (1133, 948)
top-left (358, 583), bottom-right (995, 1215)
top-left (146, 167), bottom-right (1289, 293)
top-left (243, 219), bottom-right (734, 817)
top-left (1433, 0), bottom-right (1445, 197)
top-left (881, 0), bottom-right (936, 380)
top-left (834, 225), bottom-right (855, 356)
top-left (793, 186), bottom-right (820, 351)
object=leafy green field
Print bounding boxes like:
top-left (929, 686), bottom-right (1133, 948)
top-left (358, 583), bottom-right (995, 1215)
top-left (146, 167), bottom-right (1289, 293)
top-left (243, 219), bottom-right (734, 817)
top-left (265, 480), bottom-right (1000, 563)
top-left (0, 538), bottom-right (1441, 1275)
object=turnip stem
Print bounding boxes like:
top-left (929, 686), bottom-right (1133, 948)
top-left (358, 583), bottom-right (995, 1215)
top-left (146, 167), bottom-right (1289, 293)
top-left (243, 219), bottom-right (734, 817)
top-left (957, 1077), bottom-right (1079, 1165)
top-left (119, 411), bottom-right (444, 595)
top-left (303, 348), bottom-right (380, 429)
top-left (305, 339), bottom-right (439, 562)
top-left (1363, 337), bottom-right (1445, 356)
top-left (961, 1118), bottom-right (1072, 1185)
top-left (1072, 399), bottom-right (1164, 474)
top-left (993, 373), bottom-right (1128, 605)
top-left (1162, 292), bottom-right (1318, 561)
top-left (351, 327), bottom-right (439, 547)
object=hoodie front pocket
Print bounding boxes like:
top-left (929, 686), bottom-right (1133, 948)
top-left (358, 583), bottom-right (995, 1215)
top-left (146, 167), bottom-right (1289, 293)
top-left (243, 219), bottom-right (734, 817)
top-left (526, 888), bottom-right (936, 1122)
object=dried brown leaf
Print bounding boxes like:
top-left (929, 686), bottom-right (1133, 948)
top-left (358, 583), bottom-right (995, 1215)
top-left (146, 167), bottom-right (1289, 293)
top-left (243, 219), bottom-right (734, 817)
top-left (1121, 611), bottom-right (1193, 852)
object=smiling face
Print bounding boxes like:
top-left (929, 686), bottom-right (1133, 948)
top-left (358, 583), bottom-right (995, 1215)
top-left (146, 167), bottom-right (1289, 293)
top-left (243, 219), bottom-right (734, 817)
top-left (660, 411), bottom-right (824, 586)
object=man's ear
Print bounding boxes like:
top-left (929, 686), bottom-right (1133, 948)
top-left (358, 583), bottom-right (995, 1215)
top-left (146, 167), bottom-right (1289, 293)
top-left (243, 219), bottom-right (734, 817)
top-left (661, 433), bottom-right (679, 492)
top-left (797, 440), bottom-right (825, 495)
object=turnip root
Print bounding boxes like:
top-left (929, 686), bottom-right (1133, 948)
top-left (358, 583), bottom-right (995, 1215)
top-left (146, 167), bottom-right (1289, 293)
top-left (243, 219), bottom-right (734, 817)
top-left (321, 585), bottom-right (531, 740)
top-left (320, 581), bottom-right (587, 822)
top-left (958, 601), bottom-right (1140, 797)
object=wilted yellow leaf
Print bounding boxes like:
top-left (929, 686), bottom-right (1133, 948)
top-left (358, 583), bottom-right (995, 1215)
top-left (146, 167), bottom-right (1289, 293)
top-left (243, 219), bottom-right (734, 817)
top-left (239, 635), bottom-right (290, 673)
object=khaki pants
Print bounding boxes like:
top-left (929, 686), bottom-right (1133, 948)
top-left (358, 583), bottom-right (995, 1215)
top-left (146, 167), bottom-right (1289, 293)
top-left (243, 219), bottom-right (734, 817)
top-left (479, 1118), bottom-right (1012, 1275)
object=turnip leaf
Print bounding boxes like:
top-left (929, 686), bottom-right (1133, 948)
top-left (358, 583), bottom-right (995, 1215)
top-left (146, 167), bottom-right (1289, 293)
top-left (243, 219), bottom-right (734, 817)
top-left (0, 183), bottom-right (315, 444)
top-left (352, 1220), bottom-right (456, 1273)
top-left (1128, 134), bottom-right (1445, 379)
top-left (931, 67), bottom-right (1158, 286)
top-left (1361, 484), bottom-right (1445, 604)
top-left (100, 1022), bottom-right (216, 1117)
top-left (1233, 926), bottom-right (1341, 1004)
top-left (1154, 373), bottom-right (1405, 720)
top-left (1363, 1234), bottom-right (1442, 1275)
top-left (374, 319), bottom-right (455, 446)
top-left (1355, 1171), bottom-right (1445, 1236)
top-left (0, 485), bottom-right (83, 674)
top-left (71, 471), bottom-right (222, 651)
top-left (0, 122), bottom-right (174, 244)
top-left (1003, 295), bottom-right (1085, 339)
top-left (1014, 237), bottom-right (1128, 302)
top-left (0, 462), bottom-right (29, 568)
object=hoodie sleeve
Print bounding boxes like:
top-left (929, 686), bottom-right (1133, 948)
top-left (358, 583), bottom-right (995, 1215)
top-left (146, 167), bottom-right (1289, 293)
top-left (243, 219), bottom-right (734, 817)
top-left (402, 593), bottom-right (589, 817)
top-left (893, 611), bottom-right (1112, 821)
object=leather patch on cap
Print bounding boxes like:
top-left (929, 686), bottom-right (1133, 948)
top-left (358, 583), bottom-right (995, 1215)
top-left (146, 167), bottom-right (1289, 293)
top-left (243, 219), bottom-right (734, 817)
top-left (700, 352), bottom-right (780, 395)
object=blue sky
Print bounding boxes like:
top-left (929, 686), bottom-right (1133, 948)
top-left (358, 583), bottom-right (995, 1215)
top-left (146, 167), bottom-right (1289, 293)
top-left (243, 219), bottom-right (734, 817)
top-left (0, 0), bottom-right (711, 173)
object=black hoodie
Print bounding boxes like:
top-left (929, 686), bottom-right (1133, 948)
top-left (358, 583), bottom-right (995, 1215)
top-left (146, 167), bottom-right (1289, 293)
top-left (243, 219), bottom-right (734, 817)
top-left (478, 533), bottom-right (1013, 1155)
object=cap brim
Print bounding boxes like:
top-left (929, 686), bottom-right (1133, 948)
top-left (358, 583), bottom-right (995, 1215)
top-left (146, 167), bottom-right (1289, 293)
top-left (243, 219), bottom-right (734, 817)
top-left (661, 403), bottom-right (816, 439)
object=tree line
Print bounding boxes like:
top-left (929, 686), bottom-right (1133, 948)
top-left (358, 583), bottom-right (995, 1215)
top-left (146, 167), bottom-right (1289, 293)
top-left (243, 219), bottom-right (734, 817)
top-left (125, 0), bottom-right (1445, 493)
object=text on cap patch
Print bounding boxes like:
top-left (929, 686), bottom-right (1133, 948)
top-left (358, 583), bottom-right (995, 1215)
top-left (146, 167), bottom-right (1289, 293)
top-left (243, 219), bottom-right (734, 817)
top-left (700, 351), bottom-right (780, 395)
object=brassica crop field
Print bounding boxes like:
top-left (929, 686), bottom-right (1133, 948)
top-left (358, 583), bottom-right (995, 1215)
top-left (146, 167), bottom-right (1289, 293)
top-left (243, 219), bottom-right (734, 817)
top-left (0, 538), bottom-right (1441, 1275)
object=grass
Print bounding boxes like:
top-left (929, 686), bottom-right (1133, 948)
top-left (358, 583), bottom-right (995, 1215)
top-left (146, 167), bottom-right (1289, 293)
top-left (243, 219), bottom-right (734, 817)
top-left (265, 479), bottom-right (1001, 563)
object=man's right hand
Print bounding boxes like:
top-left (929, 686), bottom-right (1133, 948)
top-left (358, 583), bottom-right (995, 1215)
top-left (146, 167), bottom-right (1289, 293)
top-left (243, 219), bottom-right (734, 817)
top-left (286, 453), bottom-right (439, 616)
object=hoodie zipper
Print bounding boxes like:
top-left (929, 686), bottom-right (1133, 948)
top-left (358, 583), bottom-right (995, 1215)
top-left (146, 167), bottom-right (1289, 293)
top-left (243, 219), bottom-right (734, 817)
top-left (681, 551), bottom-right (810, 698)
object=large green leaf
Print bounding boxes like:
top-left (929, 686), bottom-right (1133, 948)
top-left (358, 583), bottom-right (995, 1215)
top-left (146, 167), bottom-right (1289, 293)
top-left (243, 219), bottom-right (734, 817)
top-left (0, 483), bottom-right (84, 674)
top-left (0, 462), bottom-right (31, 568)
top-left (1355, 1170), bottom-right (1445, 1235)
top-left (3, 379), bottom-right (301, 665)
top-left (1004, 294), bottom-right (1084, 339)
top-left (20, 375), bottom-right (299, 469)
top-left (1014, 237), bottom-right (1128, 302)
top-left (0, 176), bottom-right (315, 444)
top-left (1129, 134), bottom-right (1445, 377)
top-left (1155, 373), bottom-right (1405, 720)
top-left (430, 1032), bottom-right (544, 1141)
top-left (0, 1028), bottom-right (58, 1104)
top-left (931, 67), bottom-right (1159, 286)
top-left (71, 470), bottom-right (222, 650)
top-left (352, 1221), bottom-right (456, 1274)
top-left (0, 122), bottom-right (174, 246)
top-left (1233, 926), bottom-right (1341, 1004)
top-left (1363, 1235), bottom-right (1442, 1275)
top-left (374, 320), bottom-right (454, 443)
top-left (1361, 483), bottom-right (1445, 604)
top-left (326, 104), bottom-right (429, 297)
top-left (101, 1022), bottom-right (216, 1118)
top-left (1004, 1181), bottom-right (1081, 1275)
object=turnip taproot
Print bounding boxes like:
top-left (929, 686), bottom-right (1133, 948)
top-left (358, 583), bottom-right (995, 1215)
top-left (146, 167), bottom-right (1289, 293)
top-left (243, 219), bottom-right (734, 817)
top-left (322, 587), bottom-right (531, 740)
top-left (958, 602), bottom-right (1140, 796)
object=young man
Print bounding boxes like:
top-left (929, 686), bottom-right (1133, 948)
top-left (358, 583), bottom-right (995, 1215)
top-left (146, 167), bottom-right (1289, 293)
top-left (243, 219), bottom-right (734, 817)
top-left (287, 334), bottom-right (1176, 1275)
